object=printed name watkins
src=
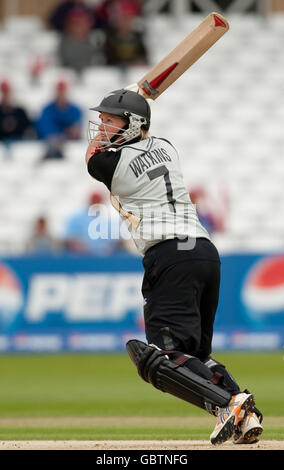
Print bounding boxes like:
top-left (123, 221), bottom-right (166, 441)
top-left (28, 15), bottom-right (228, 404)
top-left (129, 147), bottom-right (172, 178)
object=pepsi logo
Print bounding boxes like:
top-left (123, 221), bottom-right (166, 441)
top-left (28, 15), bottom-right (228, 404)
top-left (242, 256), bottom-right (284, 314)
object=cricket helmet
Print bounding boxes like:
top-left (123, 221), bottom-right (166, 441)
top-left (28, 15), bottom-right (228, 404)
top-left (88, 89), bottom-right (151, 147)
top-left (90, 89), bottom-right (151, 129)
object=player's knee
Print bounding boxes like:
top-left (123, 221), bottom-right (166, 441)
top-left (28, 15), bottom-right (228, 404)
top-left (126, 337), bottom-right (165, 385)
top-left (126, 339), bottom-right (231, 414)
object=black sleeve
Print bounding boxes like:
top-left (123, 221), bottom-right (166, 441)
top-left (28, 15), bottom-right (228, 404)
top-left (87, 149), bottom-right (122, 190)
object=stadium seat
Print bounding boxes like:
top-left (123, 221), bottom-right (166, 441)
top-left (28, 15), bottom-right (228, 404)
top-left (63, 141), bottom-right (88, 166)
top-left (0, 32), bottom-right (23, 57)
top-left (30, 31), bottom-right (60, 57)
top-left (38, 67), bottom-right (77, 88)
top-left (36, 160), bottom-right (79, 184)
top-left (2, 199), bottom-right (44, 224)
top-left (81, 66), bottom-right (126, 92)
top-left (9, 141), bottom-right (45, 165)
top-left (3, 15), bottom-right (43, 35)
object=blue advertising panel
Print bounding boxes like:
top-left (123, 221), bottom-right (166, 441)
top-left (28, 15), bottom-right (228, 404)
top-left (0, 255), bottom-right (145, 352)
top-left (0, 253), bottom-right (283, 352)
top-left (216, 253), bottom-right (284, 350)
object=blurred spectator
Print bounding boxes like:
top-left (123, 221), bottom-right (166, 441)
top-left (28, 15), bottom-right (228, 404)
top-left (95, 0), bottom-right (142, 31)
top-left (48, 0), bottom-right (95, 32)
top-left (63, 191), bottom-right (127, 255)
top-left (0, 80), bottom-right (35, 144)
top-left (189, 187), bottom-right (226, 235)
top-left (57, 7), bottom-right (105, 74)
top-left (93, 0), bottom-right (114, 30)
top-left (27, 216), bottom-right (60, 254)
top-left (35, 79), bottom-right (82, 159)
top-left (103, 0), bottom-right (148, 68)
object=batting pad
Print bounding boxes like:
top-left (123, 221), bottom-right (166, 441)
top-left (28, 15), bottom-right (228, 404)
top-left (126, 339), bottom-right (231, 414)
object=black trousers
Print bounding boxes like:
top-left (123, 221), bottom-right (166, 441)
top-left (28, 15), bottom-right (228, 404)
top-left (142, 237), bottom-right (221, 361)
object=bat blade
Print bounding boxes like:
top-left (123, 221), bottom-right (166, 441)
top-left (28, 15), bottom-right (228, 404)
top-left (137, 12), bottom-right (229, 100)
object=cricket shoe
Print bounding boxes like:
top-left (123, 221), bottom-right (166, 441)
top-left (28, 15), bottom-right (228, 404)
top-left (233, 408), bottom-right (263, 444)
top-left (210, 392), bottom-right (255, 445)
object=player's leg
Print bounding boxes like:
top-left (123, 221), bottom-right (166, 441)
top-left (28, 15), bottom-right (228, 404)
top-left (142, 253), bottom-right (202, 355)
top-left (142, 255), bottom-right (225, 389)
top-left (127, 338), bottom-right (255, 446)
top-left (196, 258), bottom-right (263, 444)
top-left (203, 356), bottom-right (263, 444)
top-left (138, 251), bottom-right (252, 444)
top-left (161, 258), bottom-right (257, 445)
top-left (139, 243), bottom-right (259, 444)
top-left (195, 259), bottom-right (242, 395)
top-left (142, 254), bottom-right (240, 397)
top-left (126, 338), bottom-right (232, 415)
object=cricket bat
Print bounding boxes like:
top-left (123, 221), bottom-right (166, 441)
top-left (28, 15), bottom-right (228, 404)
top-left (127, 12), bottom-right (229, 100)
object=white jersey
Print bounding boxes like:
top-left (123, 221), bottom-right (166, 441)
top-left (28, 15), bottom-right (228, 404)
top-left (110, 137), bottom-right (210, 255)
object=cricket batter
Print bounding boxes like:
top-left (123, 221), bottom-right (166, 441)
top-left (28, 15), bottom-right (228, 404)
top-left (85, 88), bottom-right (263, 445)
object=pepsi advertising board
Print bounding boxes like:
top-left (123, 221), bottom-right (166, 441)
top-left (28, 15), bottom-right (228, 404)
top-left (0, 253), bottom-right (283, 352)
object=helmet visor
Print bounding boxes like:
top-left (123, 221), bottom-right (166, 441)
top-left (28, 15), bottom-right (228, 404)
top-left (87, 119), bottom-right (126, 147)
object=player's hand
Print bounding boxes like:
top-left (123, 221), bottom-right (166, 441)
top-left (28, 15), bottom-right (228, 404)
top-left (85, 136), bottom-right (103, 164)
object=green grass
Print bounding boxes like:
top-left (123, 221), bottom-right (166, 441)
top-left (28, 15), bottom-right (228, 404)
top-left (0, 422), bottom-right (283, 441)
top-left (0, 352), bottom-right (283, 440)
top-left (0, 425), bottom-right (211, 441)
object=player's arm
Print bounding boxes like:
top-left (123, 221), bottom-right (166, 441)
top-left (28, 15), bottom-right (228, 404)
top-left (87, 145), bottom-right (121, 191)
top-left (85, 132), bottom-right (104, 164)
